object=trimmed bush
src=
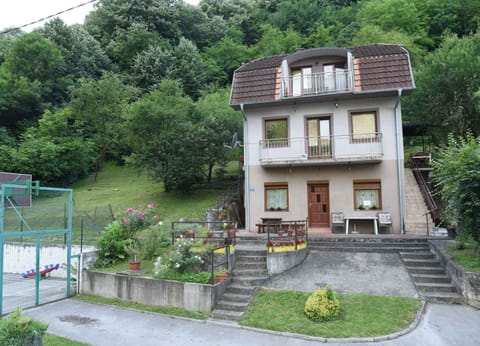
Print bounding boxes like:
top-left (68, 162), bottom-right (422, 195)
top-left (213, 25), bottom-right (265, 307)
top-left (0, 308), bottom-right (48, 346)
top-left (304, 287), bottom-right (340, 322)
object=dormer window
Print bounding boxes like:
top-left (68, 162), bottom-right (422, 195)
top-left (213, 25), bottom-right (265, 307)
top-left (324, 64), bottom-right (347, 91)
top-left (292, 67), bottom-right (312, 96)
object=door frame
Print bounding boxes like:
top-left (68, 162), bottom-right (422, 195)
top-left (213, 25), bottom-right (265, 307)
top-left (307, 181), bottom-right (330, 228)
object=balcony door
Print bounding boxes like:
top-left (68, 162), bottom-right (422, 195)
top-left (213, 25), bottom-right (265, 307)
top-left (307, 117), bottom-right (331, 158)
top-left (292, 67), bottom-right (312, 96)
top-left (308, 183), bottom-right (330, 228)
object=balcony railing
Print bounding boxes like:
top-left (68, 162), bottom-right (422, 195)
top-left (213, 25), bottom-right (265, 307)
top-left (259, 134), bottom-right (383, 166)
top-left (281, 70), bottom-right (353, 98)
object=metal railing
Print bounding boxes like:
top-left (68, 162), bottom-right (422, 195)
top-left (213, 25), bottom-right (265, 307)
top-left (171, 220), bottom-right (236, 282)
top-left (281, 70), bottom-right (353, 98)
top-left (410, 154), bottom-right (437, 225)
top-left (259, 134), bottom-right (383, 164)
top-left (263, 219), bottom-right (308, 253)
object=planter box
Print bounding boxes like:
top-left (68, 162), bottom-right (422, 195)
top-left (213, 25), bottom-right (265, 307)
top-left (81, 270), bottom-right (228, 314)
top-left (267, 248), bottom-right (309, 275)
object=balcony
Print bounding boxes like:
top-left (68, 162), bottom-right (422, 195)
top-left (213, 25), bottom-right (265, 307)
top-left (281, 70), bottom-right (353, 98)
top-left (259, 134), bottom-right (383, 166)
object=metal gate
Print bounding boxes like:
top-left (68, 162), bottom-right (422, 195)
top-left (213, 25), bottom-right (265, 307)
top-left (0, 180), bottom-right (73, 315)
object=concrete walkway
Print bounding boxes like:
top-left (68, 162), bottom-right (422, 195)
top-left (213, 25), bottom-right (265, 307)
top-left (24, 298), bottom-right (480, 345)
top-left (266, 250), bottom-right (418, 298)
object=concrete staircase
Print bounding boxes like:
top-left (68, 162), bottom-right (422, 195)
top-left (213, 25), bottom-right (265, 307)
top-left (309, 236), bottom-right (463, 303)
top-left (211, 245), bottom-right (268, 322)
top-left (404, 168), bottom-right (433, 235)
top-left (399, 249), bottom-right (464, 304)
top-left (309, 237), bottom-right (431, 253)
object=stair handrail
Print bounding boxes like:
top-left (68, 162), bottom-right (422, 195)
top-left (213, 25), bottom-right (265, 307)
top-left (410, 154), bottom-right (438, 224)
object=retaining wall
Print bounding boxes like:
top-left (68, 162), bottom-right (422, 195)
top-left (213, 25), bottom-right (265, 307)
top-left (266, 248), bottom-right (309, 275)
top-left (429, 240), bottom-right (480, 308)
top-left (81, 270), bottom-right (228, 314)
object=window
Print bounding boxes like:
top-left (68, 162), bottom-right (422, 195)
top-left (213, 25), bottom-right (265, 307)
top-left (265, 183), bottom-right (288, 211)
top-left (292, 67), bottom-right (312, 96)
top-left (353, 180), bottom-right (381, 210)
top-left (351, 111), bottom-right (378, 141)
top-left (265, 118), bottom-right (288, 147)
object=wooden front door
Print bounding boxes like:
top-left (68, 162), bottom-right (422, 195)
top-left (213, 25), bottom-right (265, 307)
top-left (308, 184), bottom-right (330, 227)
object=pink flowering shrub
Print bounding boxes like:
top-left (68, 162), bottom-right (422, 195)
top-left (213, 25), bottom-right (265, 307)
top-left (116, 204), bottom-right (159, 237)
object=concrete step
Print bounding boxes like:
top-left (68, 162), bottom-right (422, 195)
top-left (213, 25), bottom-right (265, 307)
top-left (411, 273), bottom-right (452, 284)
top-left (405, 266), bottom-right (445, 275)
top-left (222, 292), bottom-right (252, 303)
top-left (233, 269), bottom-right (268, 277)
top-left (236, 255), bottom-right (267, 263)
top-left (236, 249), bottom-right (267, 257)
top-left (216, 300), bottom-right (250, 312)
top-left (309, 246), bottom-right (429, 253)
top-left (226, 284), bottom-right (256, 295)
top-left (415, 282), bottom-right (458, 293)
top-left (399, 251), bottom-right (435, 260)
top-left (211, 309), bottom-right (243, 321)
top-left (402, 259), bottom-right (441, 267)
top-left (233, 276), bottom-right (269, 286)
top-left (235, 262), bottom-right (268, 270)
top-left (420, 292), bottom-right (464, 304)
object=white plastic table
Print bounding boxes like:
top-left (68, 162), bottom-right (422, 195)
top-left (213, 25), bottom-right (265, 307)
top-left (345, 216), bottom-right (378, 235)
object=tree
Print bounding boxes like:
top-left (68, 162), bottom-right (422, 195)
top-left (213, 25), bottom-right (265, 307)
top-left (167, 38), bottom-right (207, 100)
top-left (203, 37), bottom-right (252, 86)
top-left (39, 19), bottom-right (112, 80)
top-left (85, 0), bottom-right (180, 48)
top-left (126, 80), bottom-right (198, 192)
top-left (254, 24), bottom-right (304, 56)
top-left (2, 32), bottom-right (69, 107)
top-left (131, 45), bottom-right (174, 91)
top-left (69, 73), bottom-right (138, 181)
top-left (404, 33), bottom-right (480, 144)
top-left (194, 88), bottom-right (243, 182)
top-left (432, 133), bottom-right (480, 245)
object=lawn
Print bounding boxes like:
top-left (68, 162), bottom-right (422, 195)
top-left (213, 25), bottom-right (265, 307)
top-left (445, 242), bottom-right (480, 273)
top-left (240, 289), bottom-right (420, 338)
top-left (75, 294), bottom-right (209, 320)
top-left (44, 333), bottom-right (88, 346)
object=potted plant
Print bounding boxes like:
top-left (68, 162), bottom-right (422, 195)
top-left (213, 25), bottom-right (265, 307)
top-left (125, 240), bottom-right (143, 270)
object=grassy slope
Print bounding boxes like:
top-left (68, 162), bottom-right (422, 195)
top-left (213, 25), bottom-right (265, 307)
top-left (73, 162), bottom-right (221, 223)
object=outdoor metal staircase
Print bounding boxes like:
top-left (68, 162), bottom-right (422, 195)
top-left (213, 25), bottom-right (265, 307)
top-left (211, 245), bottom-right (268, 322)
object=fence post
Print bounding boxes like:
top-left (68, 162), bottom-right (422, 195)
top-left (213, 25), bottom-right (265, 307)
top-left (80, 218), bottom-right (84, 253)
top-left (109, 204), bottom-right (114, 221)
top-left (64, 202), bottom-right (67, 244)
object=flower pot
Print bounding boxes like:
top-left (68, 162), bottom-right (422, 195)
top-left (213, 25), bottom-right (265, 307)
top-left (207, 232), bottom-right (213, 238)
top-left (228, 231), bottom-right (236, 238)
top-left (287, 230), bottom-right (293, 236)
top-left (129, 261), bottom-right (141, 270)
top-left (297, 230), bottom-right (305, 236)
top-left (277, 231), bottom-right (284, 237)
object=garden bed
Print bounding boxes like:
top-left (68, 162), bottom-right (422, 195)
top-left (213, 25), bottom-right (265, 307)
top-left (81, 269), bottom-right (229, 314)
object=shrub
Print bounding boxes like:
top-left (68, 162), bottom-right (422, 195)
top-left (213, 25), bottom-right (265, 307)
top-left (161, 236), bottom-right (209, 273)
top-left (95, 221), bottom-right (130, 266)
top-left (304, 287), bottom-right (340, 322)
top-left (0, 308), bottom-right (48, 346)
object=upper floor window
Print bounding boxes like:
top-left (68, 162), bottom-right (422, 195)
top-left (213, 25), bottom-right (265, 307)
top-left (292, 67), bottom-right (312, 96)
top-left (265, 117), bottom-right (288, 148)
top-left (353, 180), bottom-right (382, 210)
top-left (350, 110), bottom-right (378, 142)
top-left (324, 64), bottom-right (347, 91)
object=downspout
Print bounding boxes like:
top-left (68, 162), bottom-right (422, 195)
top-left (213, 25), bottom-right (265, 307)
top-left (240, 104), bottom-right (250, 231)
top-left (394, 89), bottom-right (405, 234)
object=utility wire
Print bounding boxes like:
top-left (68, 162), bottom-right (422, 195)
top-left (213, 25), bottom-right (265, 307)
top-left (0, 0), bottom-right (99, 35)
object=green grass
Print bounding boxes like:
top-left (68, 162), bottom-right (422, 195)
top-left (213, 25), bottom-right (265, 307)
top-left (445, 243), bottom-right (480, 273)
top-left (44, 333), bottom-right (88, 346)
top-left (3, 162), bottom-right (223, 245)
top-left (240, 289), bottom-right (420, 338)
top-left (75, 294), bottom-right (209, 320)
